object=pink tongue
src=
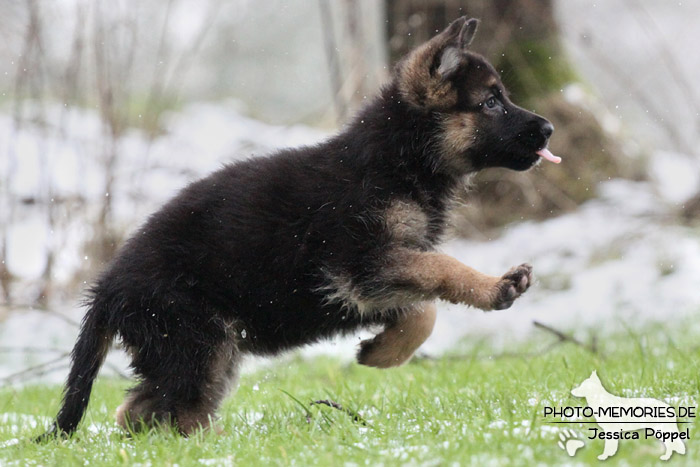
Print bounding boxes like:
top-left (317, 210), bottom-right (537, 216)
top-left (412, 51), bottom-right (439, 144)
top-left (536, 148), bottom-right (561, 164)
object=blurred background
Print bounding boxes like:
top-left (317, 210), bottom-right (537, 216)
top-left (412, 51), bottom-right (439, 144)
top-left (1, 0), bottom-right (700, 383)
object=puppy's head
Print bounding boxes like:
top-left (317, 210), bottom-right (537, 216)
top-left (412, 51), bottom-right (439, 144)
top-left (395, 16), bottom-right (556, 173)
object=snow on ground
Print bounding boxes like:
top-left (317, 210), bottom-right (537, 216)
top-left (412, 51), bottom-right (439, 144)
top-left (1, 101), bottom-right (699, 384)
top-left (431, 180), bottom-right (700, 350)
top-left (0, 100), bottom-right (326, 292)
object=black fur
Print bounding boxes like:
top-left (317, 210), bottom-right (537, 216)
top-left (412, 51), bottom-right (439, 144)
top-left (38, 16), bottom-right (554, 439)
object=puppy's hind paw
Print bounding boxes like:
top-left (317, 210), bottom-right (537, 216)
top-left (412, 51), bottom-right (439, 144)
top-left (356, 335), bottom-right (406, 369)
top-left (357, 336), bottom-right (390, 368)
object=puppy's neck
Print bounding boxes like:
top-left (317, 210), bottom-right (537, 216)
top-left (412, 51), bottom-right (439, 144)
top-left (341, 83), bottom-right (469, 198)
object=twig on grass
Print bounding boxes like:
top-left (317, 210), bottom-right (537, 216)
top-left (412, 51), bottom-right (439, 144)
top-left (281, 388), bottom-right (368, 426)
top-left (309, 400), bottom-right (368, 426)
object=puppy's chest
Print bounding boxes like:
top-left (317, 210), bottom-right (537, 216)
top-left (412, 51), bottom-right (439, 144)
top-left (383, 200), bottom-right (442, 249)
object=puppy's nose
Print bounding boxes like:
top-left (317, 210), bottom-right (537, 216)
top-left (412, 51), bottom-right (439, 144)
top-left (540, 121), bottom-right (554, 139)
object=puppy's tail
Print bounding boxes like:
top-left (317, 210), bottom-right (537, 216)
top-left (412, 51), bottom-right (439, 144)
top-left (35, 296), bottom-right (114, 441)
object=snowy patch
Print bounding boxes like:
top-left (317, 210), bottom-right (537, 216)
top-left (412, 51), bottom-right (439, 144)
top-left (0, 439), bottom-right (20, 449)
top-left (198, 459), bottom-right (234, 467)
top-left (488, 419), bottom-right (561, 436)
top-left (423, 179), bottom-right (700, 352)
top-left (0, 413), bottom-right (51, 435)
top-left (1, 101), bottom-right (326, 304)
top-left (648, 150), bottom-right (700, 205)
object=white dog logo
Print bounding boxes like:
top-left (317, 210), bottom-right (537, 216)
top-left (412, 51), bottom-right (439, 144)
top-left (570, 371), bottom-right (686, 460)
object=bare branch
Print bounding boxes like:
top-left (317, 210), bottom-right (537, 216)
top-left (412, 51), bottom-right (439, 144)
top-left (0, 353), bottom-right (70, 385)
top-left (533, 320), bottom-right (599, 354)
top-left (318, 0), bottom-right (347, 123)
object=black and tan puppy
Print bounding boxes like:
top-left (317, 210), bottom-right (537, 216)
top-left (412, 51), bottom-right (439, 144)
top-left (39, 16), bottom-right (558, 438)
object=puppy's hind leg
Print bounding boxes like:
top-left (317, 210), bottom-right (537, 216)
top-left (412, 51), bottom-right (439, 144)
top-left (357, 303), bottom-right (436, 368)
top-left (116, 381), bottom-right (171, 433)
top-left (175, 340), bottom-right (240, 436)
top-left (117, 339), bottom-right (240, 436)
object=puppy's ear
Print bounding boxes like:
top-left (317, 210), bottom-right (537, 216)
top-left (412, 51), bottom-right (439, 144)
top-left (396, 16), bottom-right (478, 109)
top-left (437, 18), bottom-right (478, 79)
top-left (458, 18), bottom-right (479, 49)
top-left (442, 16), bottom-right (469, 41)
top-left (436, 47), bottom-right (462, 81)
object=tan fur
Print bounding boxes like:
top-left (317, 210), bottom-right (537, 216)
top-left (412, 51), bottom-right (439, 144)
top-left (320, 272), bottom-right (425, 316)
top-left (397, 46), bottom-right (458, 109)
top-left (391, 248), bottom-right (504, 310)
top-left (321, 200), bottom-right (430, 316)
top-left (357, 302), bottom-right (437, 368)
top-left (322, 247), bottom-right (522, 316)
top-left (385, 200), bottom-right (430, 248)
top-left (176, 409), bottom-right (216, 436)
top-left (115, 387), bottom-right (165, 431)
top-left (396, 20), bottom-right (465, 109)
top-left (440, 113), bottom-right (477, 170)
top-left (176, 339), bottom-right (239, 435)
top-left (319, 200), bottom-right (431, 315)
top-left (115, 395), bottom-right (135, 429)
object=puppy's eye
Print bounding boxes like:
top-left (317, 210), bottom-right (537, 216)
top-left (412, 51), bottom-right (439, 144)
top-left (485, 96), bottom-right (497, 109)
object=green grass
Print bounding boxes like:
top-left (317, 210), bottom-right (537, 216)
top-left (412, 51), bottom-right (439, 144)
top-left (2, 318), bottom-right (700, 466)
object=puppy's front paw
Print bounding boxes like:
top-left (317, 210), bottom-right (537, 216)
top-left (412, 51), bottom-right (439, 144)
top-left (492, 263), bottom-right (533, 310)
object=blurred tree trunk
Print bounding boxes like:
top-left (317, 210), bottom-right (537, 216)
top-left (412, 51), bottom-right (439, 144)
top-left (385, 0), bottom-right (638, 234)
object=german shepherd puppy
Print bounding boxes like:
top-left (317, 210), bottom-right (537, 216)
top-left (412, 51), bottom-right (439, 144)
top-left (39, 16), bottom-right (558, 439)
